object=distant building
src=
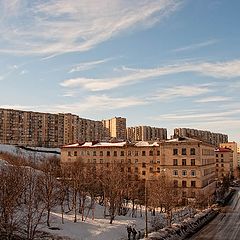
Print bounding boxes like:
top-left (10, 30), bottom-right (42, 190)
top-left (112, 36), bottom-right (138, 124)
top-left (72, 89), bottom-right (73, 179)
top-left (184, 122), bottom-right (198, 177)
top-left (220, 142), bottom-right (238, 178)
top-left (215, 147), bottom-right (233, 180)
top-left (61, 137), bottom-right (216, 200)
top-left (127, 126), bottom-right (167, 142)
top-left (0, 108), bottom-right (104, 147)
top-left (102, 117), bottom-right (126, 140)
top-left (174, 128), bottom-right (228, 146)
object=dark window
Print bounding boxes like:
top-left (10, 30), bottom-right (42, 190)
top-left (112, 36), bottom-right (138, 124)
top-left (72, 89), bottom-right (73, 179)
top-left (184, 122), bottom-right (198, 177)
top-left (149, 150), bottom-right (153, 156)
top-left (93, 151), bottom-right (96, 156)
top-left (68, 151), bottom-right (71, 156)
top-left (182, 148), bottom-right (187, 155)
top-left (135, 167), bottom-right (138, 172)
top-left (190, 148), bottom-right (195, 155)
top-left (221, 164), bottom-right (224, 167)
top-left (142, 171), bottom-right (146, 176)
top-left (100, 151), bottom-right (103, 156)
top-left (182, 180), bottom-right (187, 188)
top-left (182, 159), bottom-right (186, 166)
top-left (173, 149), bottom-right (178, 155)
top-left (107, 151), bottom-right (110, 156)
top-left (173, 159), bottom-right (178, 166)
top-left (135, 151), bottom-right (138, 156)
top-left (142, 162), bottom-right (146, 168)
top-left (157, 150), bottom-right (160, 156)
top-left (150, 167), bottom-right (153, 173)
top-left (157, 167), bottom-right (160, 173)
top-left (216, 154), bottom-right (218, 157)
top-left (173, 170), bottom-right (178, 176)
top-left (182, 170), bottom-right (187, 176)
top-left (191, 181), bottom-right (196, 188)
top-left (74, 151), bottom-right (77, 156)
top-left (114, 151), bottom-right (117, 156)
top-left (128, 151), bottom-right (131, 156)
top-left (142, 151), bottom-right (146, 156)
top-left (120, 151), bottom-right (124, 156)
top-left (221, 154), bottom-right (223, 157)
top-left (191, 159), bottom-right (195, 166)
top-left (128, 167), bottom-right (131, 173)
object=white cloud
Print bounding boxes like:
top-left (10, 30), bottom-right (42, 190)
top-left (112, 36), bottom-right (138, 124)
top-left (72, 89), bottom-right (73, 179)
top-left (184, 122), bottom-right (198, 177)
top-left (0, 0), bottom-right (182, 56)
top-left (195, 96), bottom-right (231, 103)
top-left (61, 59), bottom-right (240, 91)
top-left (69, 58), bottom-right (112, 73)
top-left (172, 39), bottom-right (218, 52)
top-left (149, 84), bottom-right (211, 100)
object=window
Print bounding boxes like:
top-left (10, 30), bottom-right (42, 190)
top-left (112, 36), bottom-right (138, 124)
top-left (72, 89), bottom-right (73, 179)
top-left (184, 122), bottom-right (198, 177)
top-left (67, 151), bottom-right (71, 156)
top-left (142, 151), bottom-right (146, 156)
top-left (173, 170), bottom-right (178, 176)
top-left (191, 159), bottom-right (195, 166)
top-left (221, 159), bottom-right (224, 162)
top-left (149, 150), bottom-right (153, 156)
top-left (120, 151), bottom-right (124, 156)
top-left (216, 159), bottom-right (219, 162)
top-left (157, 150), bottom-right (160, 156)
top-left (157, 167), bottom-right (160, 173)
top-left (150, 160), bottom-right (154, 164)
top-left (107, 151), bottom-right (110, 156)
top-left (216, 163), bottom-right (218, 167)
top-left (173, 149), bottom-right (178, 155)
top-left (216, 154), bottom-right (218, 157)
top-left (135, 151), bottom-right (138, 156)
top-left (182, 148), bottom-right (186, 155)
top-left (100, 151), bottom-right (103, 156)
top-left (113, 151), bottom-right (117, 157)
top-left (190, 170), bottom-right (196, 177)
top-left (173, 180), bottom-right (178, 188)
top-left (221, 164), bottom-right (224, 167)
top-left (128, 151), bottom-right (131, 156)
top-left (150, 167), bottom-right (153, 173)
top-left (221, 154), bottom-right (223, 157)
top-left (128, 167), bottom-right (131, 173)
top-left (135, 159), bottom-right (138, 163)
top-left (190, 148), bottom-right (196, 155)
top-left (74, 151), bottom-right (77, 156)
top-left (182, 159), bottom-right (186, 166)
top-left (135, 167), bottom-right (138, 172)
top-left (142, 170), bottom-right (146, 176)
top-left (191, 181), bottom-right (196, 188)
top-left (182, 170), bottom-right (187, 176)
top-left (182, 180), bottom-right (187, 188)
top-left (142, 162), bottom-right (146, 168)
top-left (157, 160), bottom-right (160, 164)
top-left (182, 191), bottom-right (187, 197)
top-left (173, 159), bottom-right (178, 166)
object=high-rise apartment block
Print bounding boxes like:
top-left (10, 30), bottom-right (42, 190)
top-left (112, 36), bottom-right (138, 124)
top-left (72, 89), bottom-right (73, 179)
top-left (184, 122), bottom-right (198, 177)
top-left (61, 137), bottom-right (216, 200)
top-left (174, 128), bottom-right (228, 146)
top-left (127, 126), bottom-right (167, 142)
top-left (102, 117), bottom-right (126, 140)
top-left (0, 108), bottom-right (104, 147)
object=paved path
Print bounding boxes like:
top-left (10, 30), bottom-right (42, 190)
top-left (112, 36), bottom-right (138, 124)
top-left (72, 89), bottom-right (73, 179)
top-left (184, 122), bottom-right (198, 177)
top-left (188, 188), bottom-right (240, 240)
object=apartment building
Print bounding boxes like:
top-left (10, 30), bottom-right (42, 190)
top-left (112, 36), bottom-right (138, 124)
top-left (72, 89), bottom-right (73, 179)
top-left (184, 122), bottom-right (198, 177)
top-left (61, 137), bottom-right (216, 200)
top-left (0, 108), bottom-right (104, 147)
top-left (220, 142), bottom-right (238, 177)
top-left (126, 126), bottom-right (167, 142)
top-left (215, 148), bottom-right (233, 180)
top-left (174, 128), bottom-right (228, 146)
top-left (102, 117), bottom-right (126, 140)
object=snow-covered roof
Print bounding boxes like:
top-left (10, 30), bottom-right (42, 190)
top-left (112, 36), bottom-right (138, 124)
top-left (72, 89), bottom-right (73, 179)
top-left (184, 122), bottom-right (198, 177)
top-left (63, 141), bottom-right (127, 148)
top-left (166, 137), bottom-right (201, 143)
top-left (135, 141), bottom-right (159, 147)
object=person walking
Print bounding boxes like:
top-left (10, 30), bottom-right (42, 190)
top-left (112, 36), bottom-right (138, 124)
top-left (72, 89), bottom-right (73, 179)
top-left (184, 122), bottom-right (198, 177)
top-left (132, 227), bottom-right (137, 240)
top-left (127, 225), bottom-right (132, 240)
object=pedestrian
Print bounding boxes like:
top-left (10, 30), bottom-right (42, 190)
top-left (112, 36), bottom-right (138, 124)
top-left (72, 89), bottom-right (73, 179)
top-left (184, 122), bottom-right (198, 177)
top-left (138, 230), bottom-right (141, 239)
top-left (132, 227), bottom-right (137, 240)
top-left (127, 225), bottom-right (132, 240)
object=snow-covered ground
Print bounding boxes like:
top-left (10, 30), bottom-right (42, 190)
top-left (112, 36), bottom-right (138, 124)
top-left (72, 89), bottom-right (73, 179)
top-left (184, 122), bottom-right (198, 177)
top-left (0, 144), bottom-right (60, 161)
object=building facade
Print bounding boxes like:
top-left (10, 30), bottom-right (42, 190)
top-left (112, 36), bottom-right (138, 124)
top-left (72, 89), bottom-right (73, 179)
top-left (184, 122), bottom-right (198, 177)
top-left (215, 148), bottom-right (233, 180)
top-left (220, 142), bottom-right (238, 177)
top-left (126, 126), bottom-right (167, 142)
top-left (0, 108), bottom-right (104, 147)
top-left (174, 128), bottom-right (228, 146)
top-left (61, 137), bottom-right (216, 200)
top-left (102, 117), bottom-right (126, 140)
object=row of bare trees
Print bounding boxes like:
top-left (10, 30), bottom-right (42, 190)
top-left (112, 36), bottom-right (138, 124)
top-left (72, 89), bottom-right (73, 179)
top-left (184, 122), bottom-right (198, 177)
top-left (0, 153), bottom-right (208, 239)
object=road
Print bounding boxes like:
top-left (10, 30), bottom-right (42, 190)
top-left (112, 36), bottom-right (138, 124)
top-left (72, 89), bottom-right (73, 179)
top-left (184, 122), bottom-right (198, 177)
top-left (188, 188), bottom-right (240, 240)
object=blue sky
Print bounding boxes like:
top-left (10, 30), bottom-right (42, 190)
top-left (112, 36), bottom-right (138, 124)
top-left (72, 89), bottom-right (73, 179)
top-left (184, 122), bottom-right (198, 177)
top-left (0, 0), bottom-right (239, 142)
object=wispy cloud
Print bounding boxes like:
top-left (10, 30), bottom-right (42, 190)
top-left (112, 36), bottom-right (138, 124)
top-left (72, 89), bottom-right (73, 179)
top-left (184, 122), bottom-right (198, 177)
top-left (60, 59), bottom-right (240, 91)
top-left (69, 58), bottom-right (112, 73)
top-left (172, 39), bottom-right (218, 52)
top-left (0, 0), bottom-right (182, 56)
top-left (149, 84), bottom-right (211, 100)
top-left (195, 96), bottom-right (232, 103)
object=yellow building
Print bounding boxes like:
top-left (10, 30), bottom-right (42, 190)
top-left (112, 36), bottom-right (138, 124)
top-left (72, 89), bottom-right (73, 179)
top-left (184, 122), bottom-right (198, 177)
top-left (215, 147), bottom-right (233, 180)
top-left (61, 137), bottom-right (216, 200)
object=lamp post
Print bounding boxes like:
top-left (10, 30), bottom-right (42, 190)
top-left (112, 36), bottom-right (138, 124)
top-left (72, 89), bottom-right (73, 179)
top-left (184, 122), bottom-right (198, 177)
top-left (144, 178), bottom-right (148, 238)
